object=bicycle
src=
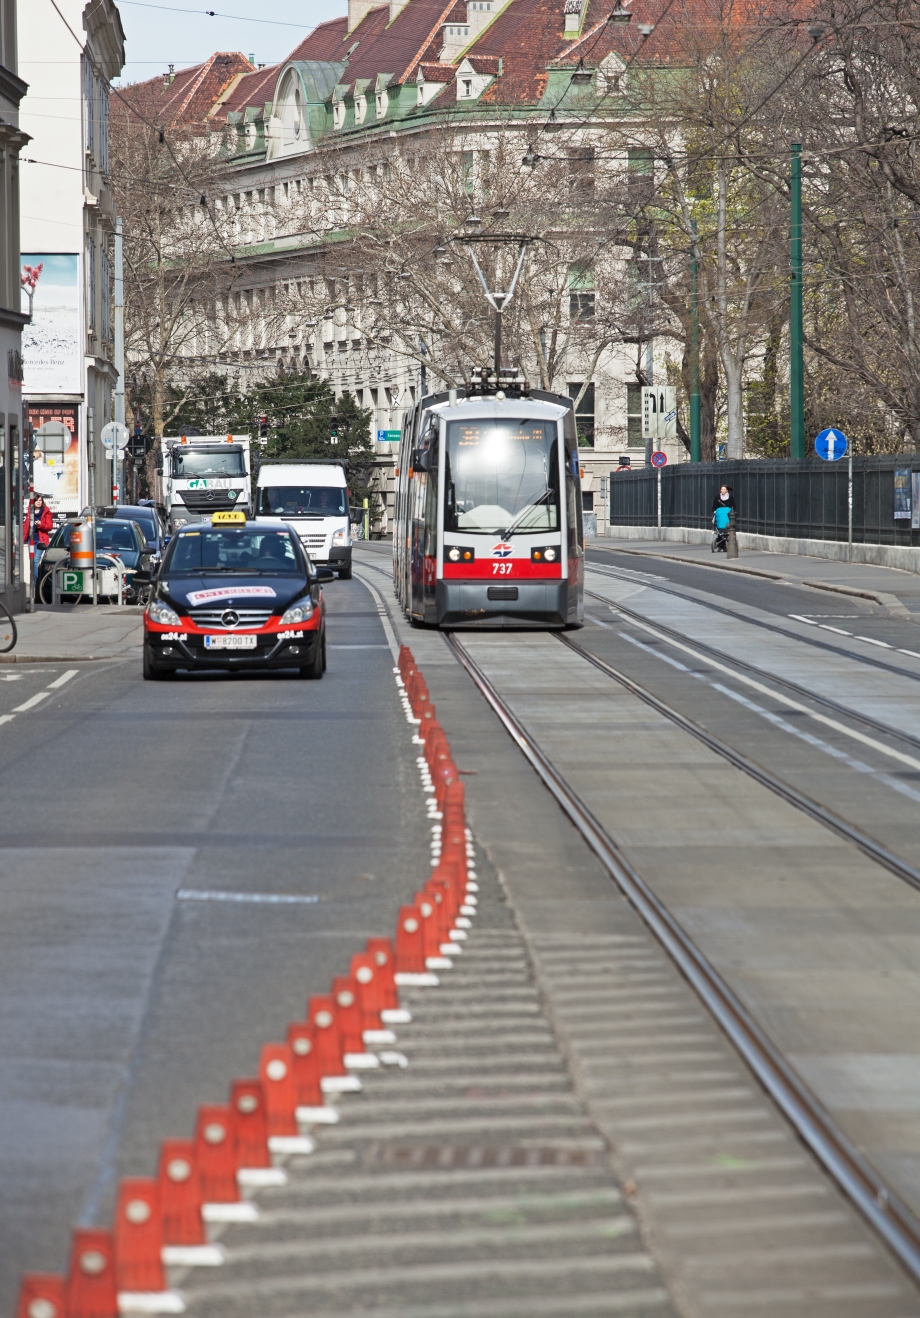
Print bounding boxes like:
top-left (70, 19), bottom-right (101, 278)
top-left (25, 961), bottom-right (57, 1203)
top-left (0, 597), bottom-right (17, 653)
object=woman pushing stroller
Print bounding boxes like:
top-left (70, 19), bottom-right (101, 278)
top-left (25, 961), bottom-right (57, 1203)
top-left (711, 484), bottom-right (736, 553)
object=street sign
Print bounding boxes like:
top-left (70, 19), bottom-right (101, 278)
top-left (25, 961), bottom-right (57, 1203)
top-left (650, 450), bottom-right (668, 468)
top-left (61, 570), bottom-right (84, 594)
top-left (814, 427), bottom-right (848, 461)
top-left (377, 429), bottom-right (401, 443)
top-left (101, 422), bottom-right (130, 451)
top-left (642, 386), bottom-right (677, 441)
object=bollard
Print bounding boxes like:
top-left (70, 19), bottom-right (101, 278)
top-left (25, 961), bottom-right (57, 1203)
top-left (308, 995), bottom-right (347, 1078)
top-left (287, 1022), bottom-right (322, 1106)
top-left (351, 952), bottom-right (383, 1030)
top-left (194, 1104), bottom-right (238, 1203)
top-left (394, 905), bottom-right (426, 972)
top-left (114, 1178), bottom-right (165, 1293)
top-left (158, 1139), bottom-right (206, 1245)
top-left (331, 976), bottom-right (365, 1054)
top-left (229, 1079), bottom-right (270, 1170)
top-left (259, 1044), bottom-right (298, 1137)
top-left (16, 1276), bottom-right (66, 1318)
top-left (366, 937), bottom-right (399, 1009)
top-left (726, 519), bottom-right (739, 558)
top-left (414, 892), bottom-right (442, 962)
top-left (64, 1229), bottom-right (118, 1318)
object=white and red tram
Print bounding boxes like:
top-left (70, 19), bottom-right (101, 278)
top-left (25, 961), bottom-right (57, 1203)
top-left (393, 381), bottom-right (585, 628)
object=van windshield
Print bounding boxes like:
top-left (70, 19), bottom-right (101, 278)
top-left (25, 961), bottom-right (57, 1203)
top-left (259, 486), bottom-right (347, 517)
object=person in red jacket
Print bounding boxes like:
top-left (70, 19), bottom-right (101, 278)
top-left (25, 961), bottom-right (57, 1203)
top-left (25, 494), bottom-right (54, 592)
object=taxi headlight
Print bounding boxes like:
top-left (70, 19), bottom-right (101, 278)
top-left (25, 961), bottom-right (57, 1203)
top-left (332, 528), bottom-right (348, 546)
top-left (148, 599), bottom-right (181, 626)
top-left (281, 600), bottom-right (314, 626)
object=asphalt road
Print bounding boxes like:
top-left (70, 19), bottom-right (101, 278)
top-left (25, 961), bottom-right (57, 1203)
top-left (0, 580), bottom-right (430, 1311)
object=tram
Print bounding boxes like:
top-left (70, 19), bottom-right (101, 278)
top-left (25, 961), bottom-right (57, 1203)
top-left (393, 373), bottom-right (584, 628)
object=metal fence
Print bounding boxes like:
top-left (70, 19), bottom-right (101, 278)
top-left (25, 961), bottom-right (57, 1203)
top-left (607, 457), bottom-right (920, 546)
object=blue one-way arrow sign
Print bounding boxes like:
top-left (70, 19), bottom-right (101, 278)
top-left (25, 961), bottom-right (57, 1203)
top-left (814, 428), bottom-right (849, 461)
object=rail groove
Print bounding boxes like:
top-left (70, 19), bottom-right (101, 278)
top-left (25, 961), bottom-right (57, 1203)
top-left (446, 630), bottom-right (920, 1289)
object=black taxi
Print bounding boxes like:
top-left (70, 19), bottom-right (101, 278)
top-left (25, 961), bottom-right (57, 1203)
top-left (143, 511), bottom-right (332, 680)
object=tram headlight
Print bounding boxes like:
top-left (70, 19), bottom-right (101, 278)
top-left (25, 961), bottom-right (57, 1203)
top-left (531, 546), bottom-right (558, 563)
top-left (447, 546), bottom-right (475, 563)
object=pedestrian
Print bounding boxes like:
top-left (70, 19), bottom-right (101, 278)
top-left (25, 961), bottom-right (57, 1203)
top-left (711, 484), bottom-right (735, 554)
top-left (25, 494), bottom-right (54, 588)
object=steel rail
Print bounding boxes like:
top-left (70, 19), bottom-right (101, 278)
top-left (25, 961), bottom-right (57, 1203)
top-left (446, 629), bottom-right (920, 1286)
top-left (584, 584), bottom-right (920, 758)
top-left (587, 556), bottom-right (920, 686)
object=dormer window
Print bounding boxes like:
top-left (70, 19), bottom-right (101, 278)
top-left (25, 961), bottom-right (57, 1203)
top-left (461, 78), bottom-right (472, 96)
top-left (355, 95), bottom-right (367, 123)
top-left (376, 91), bottom-right (387, 117)
top-left (333, 101), bottom-right (346, 129)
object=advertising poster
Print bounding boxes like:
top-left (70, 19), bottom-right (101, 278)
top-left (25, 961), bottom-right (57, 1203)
top-left (20, 254), bottom-right (81, 394)
top-left (894, 467), bottom-right (911, 520)
top-left (27, 403), bottom-right (80, 514)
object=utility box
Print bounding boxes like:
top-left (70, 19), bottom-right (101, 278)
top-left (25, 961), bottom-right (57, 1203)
top-left (642, 386), bottom-right (677, 440)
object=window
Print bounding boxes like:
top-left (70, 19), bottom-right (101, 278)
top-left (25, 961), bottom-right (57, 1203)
top-left (627, 147), bottom-right (655, 207)
top-left (582, 491), bottom-right (594, 511)
top-left (569, 145), bottom-right (595, 195)
top-left (461, 150), bottom-right (474, 193)
top-left (86, 236), bottom-right (96, 335)
top-left (461, 79), bottom-right (473, 97)
top-left (568, 383), bottom-right (595, 447)
top-left (100, 245), bottom-right (111, 344)
top-left (626, 382), bottom-right (643, 447)
top-left (568, 263), bottom-right (595, 321)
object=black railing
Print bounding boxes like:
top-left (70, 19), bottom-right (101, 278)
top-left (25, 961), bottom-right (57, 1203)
top-left (607, 458), bottom-right (920, 546)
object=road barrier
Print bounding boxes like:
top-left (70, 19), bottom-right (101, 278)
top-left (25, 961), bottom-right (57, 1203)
top-left (18, 642), bottom-right (478, 1317)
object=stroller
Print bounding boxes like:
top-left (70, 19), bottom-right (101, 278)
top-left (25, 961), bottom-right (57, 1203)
top-left (712, 505), bottom-right (732, 552)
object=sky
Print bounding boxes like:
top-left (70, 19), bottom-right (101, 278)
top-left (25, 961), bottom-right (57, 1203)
top-left (112, 0), bottom-right (348, 84)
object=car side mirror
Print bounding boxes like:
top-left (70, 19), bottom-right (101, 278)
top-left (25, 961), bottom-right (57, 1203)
top-left (314, 567), bottom-right (335, 582)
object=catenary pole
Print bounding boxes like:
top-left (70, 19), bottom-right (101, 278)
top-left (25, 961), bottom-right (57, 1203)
top-left (789, 144), bottom-right (805, 459)
top-left (690, 220), bottom-right (701, 463)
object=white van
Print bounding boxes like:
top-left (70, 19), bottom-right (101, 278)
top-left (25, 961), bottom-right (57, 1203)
top-left (256, 459), bottom-right (352, 578)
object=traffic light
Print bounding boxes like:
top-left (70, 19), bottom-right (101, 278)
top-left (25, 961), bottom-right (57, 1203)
top-left (259, 414), bottom-right (268, 439)
top-left (330, 414), bottom-right (340, 445)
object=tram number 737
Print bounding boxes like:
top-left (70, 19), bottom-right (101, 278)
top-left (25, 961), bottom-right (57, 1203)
top-left (492, 562), bottom-right (515, 576)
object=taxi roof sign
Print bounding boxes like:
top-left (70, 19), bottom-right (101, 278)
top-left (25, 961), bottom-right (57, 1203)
top-left (211, 510), bottom-right (247, 526)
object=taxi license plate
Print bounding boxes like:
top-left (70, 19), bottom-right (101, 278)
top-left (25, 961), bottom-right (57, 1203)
top-left (204, 634), bottom-right (257, 650)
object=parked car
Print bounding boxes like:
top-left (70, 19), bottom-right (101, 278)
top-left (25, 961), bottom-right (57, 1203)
top-left (38, 518), bottom-right (155, 604)
top-left (86, 504), bottom-right (169, 558)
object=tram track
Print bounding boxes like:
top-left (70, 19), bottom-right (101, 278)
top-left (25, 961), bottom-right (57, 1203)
top-left (444, 627), bottom-right (920, 1290)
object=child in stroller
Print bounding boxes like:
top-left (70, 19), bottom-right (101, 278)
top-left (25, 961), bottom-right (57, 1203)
top-left (712, 503), bottom-right (732, 552)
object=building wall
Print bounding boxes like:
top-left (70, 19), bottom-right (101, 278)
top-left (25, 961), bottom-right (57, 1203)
top-left (18, 0), bottom-right (124, 519)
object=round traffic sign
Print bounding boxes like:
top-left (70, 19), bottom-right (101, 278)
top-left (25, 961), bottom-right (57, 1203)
top-left (814, 428), bottom-right (848, 461)
top-left (650, 451), bottom-right (668, 468)
top-left (101, 422), bottom-right (130, 451)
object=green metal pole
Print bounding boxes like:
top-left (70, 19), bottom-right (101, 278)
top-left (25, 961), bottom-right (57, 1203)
top-left (690, 220), bottom-right (701, 463)
top-left (789, 143), bottom-right (805, 459)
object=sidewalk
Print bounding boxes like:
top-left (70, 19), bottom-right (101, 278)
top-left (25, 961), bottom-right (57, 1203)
top-left (598, 536), bottom-right (920, 617)
top-left (1, 605), bottom-right (144, 663)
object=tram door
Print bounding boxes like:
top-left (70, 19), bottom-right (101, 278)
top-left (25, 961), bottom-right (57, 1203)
top-left (409, 412), bottom-right (438, 618)
top-left (563, 408), bottom-right (585, 622)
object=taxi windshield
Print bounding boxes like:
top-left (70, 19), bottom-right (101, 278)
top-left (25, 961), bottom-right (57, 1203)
top-left (164, 528), bottom-right (302, 574)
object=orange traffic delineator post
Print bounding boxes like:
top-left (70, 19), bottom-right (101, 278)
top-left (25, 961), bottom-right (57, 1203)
top-left (366, 938), bottom-right (399, 1011)
top-left (414, 892), bottom-right (442, 962)
top-left (259, 1043), bottom-right (298, 1137)
top-left (394, 905), bottom-right (425, 972)
top-left (308, 995), bottom-right (346, 1078)
top-left (350, 952), bottom-right (384, 1030)
top-left (332, 975), bottom-right (364, 1054)
top-left (230, 1079), bottom-right (270, 1169)
top-left (64, 1229), bottom-right (118, 1318)
top-left (287, 1022), bottom-right (322, 1106)
top-left (158, 1139), bottom-right (206, 1245)
top-left (194, 1104), bottom-right (238, 1204)
top-left (114, 1178), bottom-right (165, 1293)
top-left (16, 1275), bottom-right (66, 1318)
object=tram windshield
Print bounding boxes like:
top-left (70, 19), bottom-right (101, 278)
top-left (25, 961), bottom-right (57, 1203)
top-left (444, 419), bottom-right (559, 535)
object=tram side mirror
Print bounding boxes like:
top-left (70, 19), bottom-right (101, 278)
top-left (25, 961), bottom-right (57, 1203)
top-left (412, 447), bottom-right (431, 472)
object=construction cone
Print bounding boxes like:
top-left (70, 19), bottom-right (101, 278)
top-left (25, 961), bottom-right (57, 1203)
top-left (394, 904), bottom-right (425, 972)
top-left (64, 1229), bottom-right (118, 1318)
top-left (259, 1044), bottom-right (298, 1137)
top-left (308, 995), bottom-right (346, 1077)
top-left (366, 937), bottom-right (399, 1009)
top-left (114, 1178), bottom-right (165, 1293)
top-left (287, 1022), bottom-right (322, 1106)
top-left (158, 1139), bottom-right (205, 1245)
top-left (194, 1104), bottom-right (238, 1203)
top-left (230, 1079), bottom-right (270, 1169)
top-left (16, 1276), bottom-right (65, 1318)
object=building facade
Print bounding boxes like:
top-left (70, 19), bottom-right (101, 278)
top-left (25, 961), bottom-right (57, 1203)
top-left (18, 0), bottom-right (125, 517)
top-left (124, 0), bottom-right (688, 534)
top-left (0, 0), bottom-right (27, 612)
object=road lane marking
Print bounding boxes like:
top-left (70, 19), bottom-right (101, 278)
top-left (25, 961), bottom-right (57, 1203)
top-left (612, 614), bottom-right (920, 773)
top-left (855, 635), bottom-right (893, 648)
top-left (47, 669), bottom-right (78, 688)
top-left (0, 714), bottom-right (14, 725)
top-left (176, 889), bottom-right (320, 904)
top-left (12, 691), bottom-right (51, 712)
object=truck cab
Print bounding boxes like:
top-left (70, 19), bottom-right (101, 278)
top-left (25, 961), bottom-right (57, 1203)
top-left (159, 435), bottom-right (251, 533)
top-left (256, 460), bottom-right (352, 578)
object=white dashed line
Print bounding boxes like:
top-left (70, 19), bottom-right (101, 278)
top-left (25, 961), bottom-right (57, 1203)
top-left (12, 691), bottom-right (51, 712)
top-left (176, 889), bottom-right (319, 904)
top-left (47, 669), bottom-right (78, 688)
top-left (855, 635), bottom-right (893, 648)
